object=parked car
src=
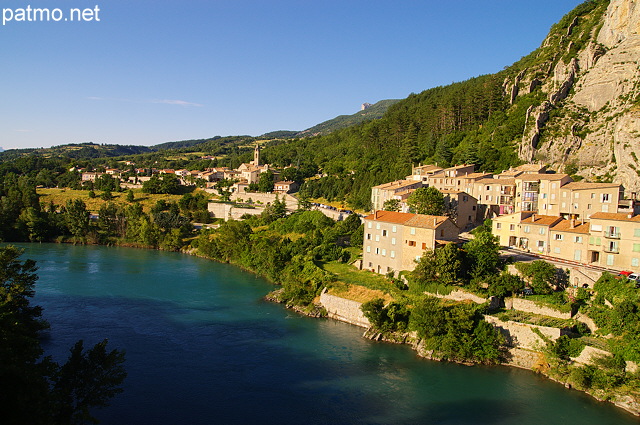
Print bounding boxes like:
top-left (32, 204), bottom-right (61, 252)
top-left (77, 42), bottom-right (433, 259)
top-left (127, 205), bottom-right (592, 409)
top-left (628, 274), bottom-right (640, 288)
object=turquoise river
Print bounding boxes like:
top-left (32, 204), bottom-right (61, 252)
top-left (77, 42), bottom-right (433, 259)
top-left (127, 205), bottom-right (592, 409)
top-left (16, 243), bottom-right (639, 424)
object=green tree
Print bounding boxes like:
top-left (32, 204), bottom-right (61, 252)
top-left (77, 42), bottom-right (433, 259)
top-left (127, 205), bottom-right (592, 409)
top-left (52, 340), bottom-right (127, 425)
top-left (407, 187), bottom-right (444, 215)
top-left (64, 199), bottom-right (90, 242)
top-left (382, 199), bottom-right (401, 212)
top-left (0, 247), bottom-right (127, 424)
top-left (465, 231), bottom-right (501, 279)
top-left (126, 190), bottom-right (135, 203)
top-left (258, 170), bottom-right (275, 193)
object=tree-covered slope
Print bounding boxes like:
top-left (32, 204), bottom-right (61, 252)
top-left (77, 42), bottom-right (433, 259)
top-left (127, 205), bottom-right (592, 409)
top-left (259, 0), bottom-right (635, 210)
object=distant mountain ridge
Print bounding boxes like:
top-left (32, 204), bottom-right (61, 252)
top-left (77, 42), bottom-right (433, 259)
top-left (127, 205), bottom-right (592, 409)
top-left (295, 99), bottom-right (400, 137)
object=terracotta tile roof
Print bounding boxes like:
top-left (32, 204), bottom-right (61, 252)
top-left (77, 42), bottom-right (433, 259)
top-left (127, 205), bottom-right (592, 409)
top-left (551, 219), bottom-right (590, 234)
top-left (476, 178), bottom-right (516, 185)
top-left (372, 179), bottom-right (420, 190)
top-left (413, 165), bottom-right (443, 173)
top-left (514, 164), bottom-right (547, 172)
top-left (521, 214), bottom-right (563, 226)
top-left (561, 182), bottom-right (621, 190)
top-left (518, 173), bottom-right (569, 181)
top-left (404, 214), bottom-right (451, 229)
top-left (590, 212), bottom-right (640, 222)
top-left (364, 211), bottom-right (415, 224)
top-left (463, 172), bottom-right (492, 180)
top-left (446, 164), bottom-right (475, 170)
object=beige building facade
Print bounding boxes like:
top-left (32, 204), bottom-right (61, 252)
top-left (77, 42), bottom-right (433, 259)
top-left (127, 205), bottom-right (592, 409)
top-left (362, 211), bottom-right (459, 275)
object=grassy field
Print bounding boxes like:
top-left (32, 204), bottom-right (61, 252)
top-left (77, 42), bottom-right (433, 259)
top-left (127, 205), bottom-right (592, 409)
top-left (37, 188), bottom-right (213, 213)
top-left (321, 261), bottom-right (399, 303)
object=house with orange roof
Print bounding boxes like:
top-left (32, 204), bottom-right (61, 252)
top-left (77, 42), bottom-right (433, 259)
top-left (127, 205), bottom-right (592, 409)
top-left (362, 210), bottom-right (459, 275)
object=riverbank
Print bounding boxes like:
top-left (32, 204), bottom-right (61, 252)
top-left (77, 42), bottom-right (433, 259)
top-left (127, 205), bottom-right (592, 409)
top-left (306, 289), bottom-right (640, 417)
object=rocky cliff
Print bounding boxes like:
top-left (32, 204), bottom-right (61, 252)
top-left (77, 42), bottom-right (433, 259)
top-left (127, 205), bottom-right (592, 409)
top-left (511, 0), bottom-right (640, 195)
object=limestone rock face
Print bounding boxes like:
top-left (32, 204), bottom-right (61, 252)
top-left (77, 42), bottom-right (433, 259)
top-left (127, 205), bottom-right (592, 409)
top-left (517, 0), bottom-right (640, 194)
top-left (598, 0), bottom-right (640, 47)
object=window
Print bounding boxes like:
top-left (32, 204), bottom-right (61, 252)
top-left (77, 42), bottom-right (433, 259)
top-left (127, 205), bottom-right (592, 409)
top-left (634, 228), bottom-right (640, 238)
top-left (633, 258), bottom-right (639, 268)
top-left (591, 224), bottom-right (602, 232)
top-left (381, 249), bottom-right (386, 256)
top-left (602, 204), bottom-right (609, 212)
top-left (472, 206), bottom-right (476, 211)
top-left (607, 254), bottom-right (614, 266)
top-left (390, 250), bottom-right (396, 258)
top-left (555, 234), bottom-right (563, 241)
top-left (524, 226), bottom-right (530, 233)
top-left (552, 183), bottom-right (557, 189)
top-left (574, 192), bottom-right (579, 199)
top-left (551, 193), bottom-right (556, 200)
top-left (509, 224), bottom-right (515, 231)
top-left (408, 241), bottom-right (416, 247)
top-left (366, 233), bottom-right (371, 240)
top-left (376, 223), bottom-right (381, 230)
top-left (543, 204), bottom-right (547, 210)
top-left (486, 185), bottom-right (490, 191)
top-left (366, 246), bottom-right (371, 253)
top-left (422, 242), bottom-right (427, 249)
top-left (563, 192), bottom-right (567, 198)
top-left (391, 237), bottom-right (396, 245)
top-left (486, 195), bottom-right (492, 201)
top-left (375, 235), bottom-right (380, 242)
top-left (375, 248), bottom-right (379, 255)
top-left (382, 230), bottom-right (387, 237)
top-left (574, 236), bottom-right (582, 243)
top-left (591, 193), bottom-right (596, 199)
top-left (539, 227), bottom-right (546, 235)
top-left (602, 193), bottom-right (610, 202)
top-left (633, 243), bottom-right (640, 253)
top-left (561, 202), bottom-right (566, 209)
top-left (410, 227), bottom-right (416, 235)
top-left (392, 225), bottom-right (397, 233)
top-left (554, 247), bottom-right (561, 254)
top-left (574, 250), bottom-right (582, 261)
top-left (587, 204), bottom-right (592, 210)
top-left (542, 193), bottom-right (547, 199)
top-left (367, 222), bottom-right (372, 229)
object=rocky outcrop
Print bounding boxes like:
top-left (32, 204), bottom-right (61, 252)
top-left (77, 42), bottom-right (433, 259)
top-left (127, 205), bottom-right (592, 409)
top-left (515, 0), bottom-right (640, 194)
top-left (520, 102), bottom-right (552, 162)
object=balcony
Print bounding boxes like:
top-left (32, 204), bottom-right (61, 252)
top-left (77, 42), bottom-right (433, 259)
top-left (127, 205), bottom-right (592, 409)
top-left (499, 196), bottom-right (514, 206)
top-left (603, 244), bottom-right (620, 254)
top-left (604, 230), bottom-right (621, 239)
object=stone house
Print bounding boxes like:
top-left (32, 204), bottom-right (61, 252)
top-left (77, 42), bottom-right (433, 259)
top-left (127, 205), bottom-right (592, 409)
top-left (362, 211), bottom-right (459, 275)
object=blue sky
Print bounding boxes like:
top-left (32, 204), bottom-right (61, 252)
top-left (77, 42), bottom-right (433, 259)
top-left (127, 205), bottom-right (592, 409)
top-left (1, 0), bottom-right (583, 150)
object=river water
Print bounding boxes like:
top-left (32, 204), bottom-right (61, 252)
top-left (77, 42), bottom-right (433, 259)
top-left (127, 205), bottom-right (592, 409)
top-left (16, 243), bottom-right (637, 424)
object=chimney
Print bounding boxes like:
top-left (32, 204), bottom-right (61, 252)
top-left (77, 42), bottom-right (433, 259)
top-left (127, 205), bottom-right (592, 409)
top-left (375, 210), bottom-right (379, 220)
top-left (532, 213), bottom-right (536, 221)
top-left (570, 218), bottom-right (576, 229)
top-left (433, 217), bottom-right (437, 227)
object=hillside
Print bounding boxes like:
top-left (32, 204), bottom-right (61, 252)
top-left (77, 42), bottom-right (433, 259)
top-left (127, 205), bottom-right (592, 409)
top-left (506, 0), bottom-right (640, 193)
top-left (257, 0), bottom-right (640, 209)
top-left (296, 99), bottom-right (401, 137)
top-left (0, 142), bottom-right (153, 161)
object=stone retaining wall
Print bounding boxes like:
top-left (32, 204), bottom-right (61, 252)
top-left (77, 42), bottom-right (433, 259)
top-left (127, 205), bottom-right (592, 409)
top-left (319, 289), bottom-right (370, 328)
top-left (207, 203), bottom-right (264, 220)
top-left (505, 297), bottom-right (573, 320)
top-left (484, 315), bottom-right (563, 351)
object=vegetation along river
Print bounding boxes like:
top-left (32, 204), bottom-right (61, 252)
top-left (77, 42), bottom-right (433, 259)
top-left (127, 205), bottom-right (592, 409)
top-left (20, 243), bottom-right (638, 424)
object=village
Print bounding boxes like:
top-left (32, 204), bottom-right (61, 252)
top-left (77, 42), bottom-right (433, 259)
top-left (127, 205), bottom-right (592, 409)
top-left (74, 141), bottom-right (640, 286)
